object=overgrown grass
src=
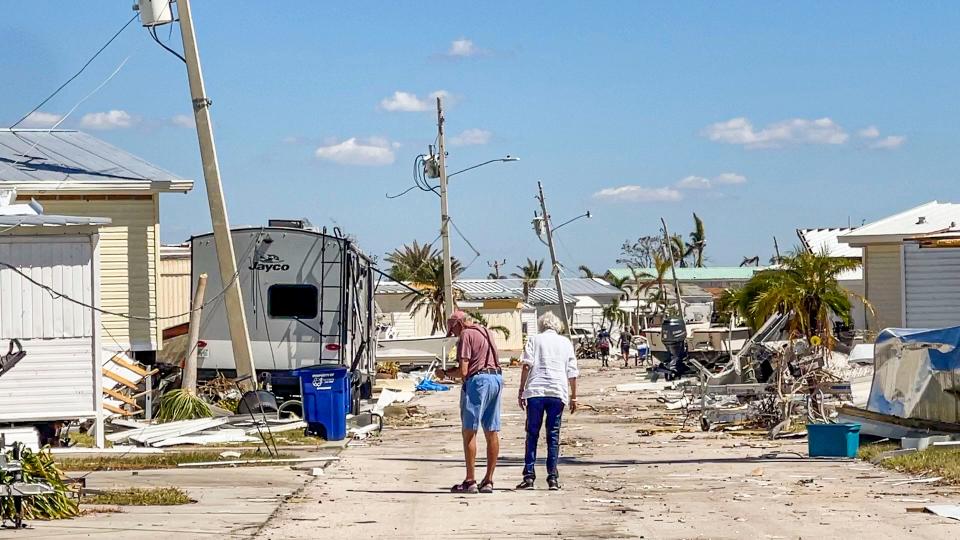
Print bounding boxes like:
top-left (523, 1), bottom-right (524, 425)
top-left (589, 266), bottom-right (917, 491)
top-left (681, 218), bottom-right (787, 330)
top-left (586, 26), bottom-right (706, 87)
top-left (857, 441), bottom-right (898, 462)
top-left (884, 446), bottom-right (960, 484)
top-left (264, 429), bottom-right (326, 447)
top-left (68, 432), bottom-right (113, 449)
top-left (858, 442), bottom-right (960, 484)
top-left (82, 487), bottom-right (193, 506)
top-left (57, 450), bottom-right (294, 471)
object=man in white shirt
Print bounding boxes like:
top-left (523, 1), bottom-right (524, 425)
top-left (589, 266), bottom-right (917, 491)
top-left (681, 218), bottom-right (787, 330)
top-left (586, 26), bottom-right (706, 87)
top-left (516, 312), bottom-right (579, 490)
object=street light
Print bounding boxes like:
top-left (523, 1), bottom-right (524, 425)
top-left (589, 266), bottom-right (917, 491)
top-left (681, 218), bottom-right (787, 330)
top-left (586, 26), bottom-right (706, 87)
top-left (447, 156), bottom-right (519, 178)
top-left (552, 211), bottom-right (592, 232)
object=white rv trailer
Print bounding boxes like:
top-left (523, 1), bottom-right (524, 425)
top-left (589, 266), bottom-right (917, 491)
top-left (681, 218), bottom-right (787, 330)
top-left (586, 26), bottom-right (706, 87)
top-left (190, 221), bottom-right (376, 403)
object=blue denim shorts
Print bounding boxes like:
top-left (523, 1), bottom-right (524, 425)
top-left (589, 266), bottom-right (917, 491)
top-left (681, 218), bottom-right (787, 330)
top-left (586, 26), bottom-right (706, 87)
top-left (461, 373), bottom-right (503, 432)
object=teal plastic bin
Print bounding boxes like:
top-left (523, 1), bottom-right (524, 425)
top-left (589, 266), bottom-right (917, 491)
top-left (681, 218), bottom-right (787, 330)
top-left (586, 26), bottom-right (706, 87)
top-left (807, 423), bottom-right (861, 458)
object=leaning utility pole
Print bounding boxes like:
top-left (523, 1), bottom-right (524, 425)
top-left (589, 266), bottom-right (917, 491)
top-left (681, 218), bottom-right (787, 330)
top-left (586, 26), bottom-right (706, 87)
top-left (436, 97), bottom-right (455, 321)
top-left (536, 181), bottom-right (572, 337)
top-left (660, 217), bottom-right (685, 320)
top-left (177, 0), bottom-right (257, 390)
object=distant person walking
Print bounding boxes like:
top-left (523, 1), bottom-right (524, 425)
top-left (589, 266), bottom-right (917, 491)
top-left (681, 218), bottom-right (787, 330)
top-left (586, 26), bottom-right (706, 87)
top-left (447, 310), bottom-right (503, 494)
top-left (516, 313), bottom-right (579, 491)
top-left (597, 327), bottom-right (612, 367)
top-left (619, 328), bottom-right (633, 368)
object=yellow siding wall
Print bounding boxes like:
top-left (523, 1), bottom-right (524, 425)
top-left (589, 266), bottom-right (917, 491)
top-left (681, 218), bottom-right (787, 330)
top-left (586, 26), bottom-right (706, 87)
top-left (159, 257), bottom-right (191, 328)
top-left (32, 196), bottom-right (160, 351)
top-left (865, 244), bottom-right (903, 331)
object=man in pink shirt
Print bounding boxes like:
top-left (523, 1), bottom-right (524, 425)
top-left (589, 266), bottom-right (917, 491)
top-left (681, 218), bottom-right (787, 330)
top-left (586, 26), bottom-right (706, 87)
top-left (447, 310), bottom-right (503, 494)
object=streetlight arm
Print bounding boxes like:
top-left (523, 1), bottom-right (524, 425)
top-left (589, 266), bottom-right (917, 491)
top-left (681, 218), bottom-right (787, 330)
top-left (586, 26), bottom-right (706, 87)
top-left (447, 156), bottom-right (519, 178)
top-left (552, 211), bottom-right (592, 232)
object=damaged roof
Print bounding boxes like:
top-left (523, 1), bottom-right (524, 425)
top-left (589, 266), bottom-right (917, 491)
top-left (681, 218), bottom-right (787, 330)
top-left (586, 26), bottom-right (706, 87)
top-left (0, 129), bottom-right (193, 193)
top-left (797, 228), bottom-right (862, 258)
top-left (840, 201), bottom-right (960, 246)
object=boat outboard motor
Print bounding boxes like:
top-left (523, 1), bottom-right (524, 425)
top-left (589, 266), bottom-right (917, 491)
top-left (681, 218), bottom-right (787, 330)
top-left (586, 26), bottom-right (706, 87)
top-left (658, 318), bottom-right (690, 380)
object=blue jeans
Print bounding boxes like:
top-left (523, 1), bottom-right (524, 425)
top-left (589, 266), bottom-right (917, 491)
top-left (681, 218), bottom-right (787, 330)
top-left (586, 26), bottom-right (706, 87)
top-left (523, 396), bottom-right (564, 480)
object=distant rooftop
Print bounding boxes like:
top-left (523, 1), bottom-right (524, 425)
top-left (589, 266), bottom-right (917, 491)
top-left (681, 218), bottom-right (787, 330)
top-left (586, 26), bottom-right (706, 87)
top-left (607, 267), bottom-right (765, 282)
top-left (840, 201), bottom-right (960, 245)
top-left (0, 129), bottom-right (193, 193)
top-left (797, 228), bottom-right (862, 258)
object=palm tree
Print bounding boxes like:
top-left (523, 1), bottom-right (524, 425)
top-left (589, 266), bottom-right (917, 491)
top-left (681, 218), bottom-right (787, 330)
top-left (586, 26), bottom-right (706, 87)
top-left (669, 234), bottom-right (689, 267)
top-left (511, 258), bottom-right (544, 301)
top-left (467, 311), bottom-right (511, 340)
top-left (405, 256), bottom-right (465, 334)
top-left (385, 241), bottom-right (435, 282)
top-left (731, 249), bottom-right (867, 340)
top-left (601, 298), bottom-right (628, 329)
top-left (687, 213), bottom-right (706, 268)
top-left (740, 255), bottom-right (760, 267)
top-left (638, 255), bottom-right (674, 315)
top-left (388, 241), bottom-right (464, 334)
top-left (578, 265), bottom-right (595, 278)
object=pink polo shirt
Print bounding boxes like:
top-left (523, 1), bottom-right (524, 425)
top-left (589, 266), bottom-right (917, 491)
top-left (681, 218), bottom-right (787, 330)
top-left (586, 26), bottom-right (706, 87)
top-left (457, 325), bottom-right (500, 377)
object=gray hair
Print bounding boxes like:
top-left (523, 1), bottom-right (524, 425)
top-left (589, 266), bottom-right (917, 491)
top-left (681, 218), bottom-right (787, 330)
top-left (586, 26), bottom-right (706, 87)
top-left (538, 312), bottom-right (565, 333)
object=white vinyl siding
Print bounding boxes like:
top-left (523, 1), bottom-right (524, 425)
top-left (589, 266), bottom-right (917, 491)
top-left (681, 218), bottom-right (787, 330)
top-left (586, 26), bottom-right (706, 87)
top-left (904, 243), bottom-right (960, 328)
top-left (159, 255), bottom-right (191, 327)
top-left (33, 196), bottom-right (160, 351)
top-left (0, 235), bottom-right (101, 422)
top-left (865, 244), bottom-right (904, 331)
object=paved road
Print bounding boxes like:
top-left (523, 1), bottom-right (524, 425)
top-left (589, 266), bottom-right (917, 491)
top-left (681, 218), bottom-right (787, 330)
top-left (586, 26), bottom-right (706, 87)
top-left (259, 361), bottom-right (960, 540)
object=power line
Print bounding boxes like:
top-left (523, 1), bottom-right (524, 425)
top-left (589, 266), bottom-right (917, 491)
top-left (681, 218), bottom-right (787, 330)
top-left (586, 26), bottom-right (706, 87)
top-left (9, 13), bottom-right (138, 128)
top-left (0, 229), bottom-right (265, 322)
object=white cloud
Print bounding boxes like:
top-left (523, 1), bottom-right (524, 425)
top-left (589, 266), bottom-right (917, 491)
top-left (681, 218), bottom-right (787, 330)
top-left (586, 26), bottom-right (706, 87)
top-left (676, 175), bottom-right (711, 190)
top-left (593, 185), bottom-right (683, 202)
top-left (80, 110), bottom-right (136, 130)
top-left (450, 128), bottom-right (492, 146)
top-left (701, 117), bottom-right (848, 148)
top-left (20, 111), bottom-right (63, 128)
top-left (447, 38), bottom-right (480, 57)
top-left (869, 135), bottom-right (906, 150)
top-left (856, 125), bottom-right (905, 149)
top-left (858, 125), bottom-right (880, 139)
top-left (314, 137), bottom-right (396, 166)
top-left (379, 90), bottom-right (450, 112)
top-left (714, 172), bottom-right (747, 185)
top-left (675, 173), bottom-right (747, 190)
top-left (171, 114), bottom-right (193, 128)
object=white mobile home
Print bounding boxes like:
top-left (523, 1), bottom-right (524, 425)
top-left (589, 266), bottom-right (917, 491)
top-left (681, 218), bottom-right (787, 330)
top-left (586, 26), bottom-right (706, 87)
top-left (0, 129), bottom-right (193, 358)
top-left (840, 201), bottom-right (960, 330)
top-left (0, 195), bottom-right (109, 445)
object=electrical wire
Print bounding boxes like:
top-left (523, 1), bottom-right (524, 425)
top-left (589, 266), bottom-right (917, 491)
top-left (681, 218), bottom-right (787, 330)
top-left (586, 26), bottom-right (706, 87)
top-left (448, 217), bottom-right (481, 273)
top-left (148, 24), bottom-right (186, 63)
top-left (386, 154), bottom-right (440, 199)
top-left (0, 229), bottom-right (265, 322)
top-left (9, 13), bottom-right (138, 128)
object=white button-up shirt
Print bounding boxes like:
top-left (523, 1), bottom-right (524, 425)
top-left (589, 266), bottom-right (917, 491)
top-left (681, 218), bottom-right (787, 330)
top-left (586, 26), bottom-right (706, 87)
top-left (520, 329), bottom-right (579, 404)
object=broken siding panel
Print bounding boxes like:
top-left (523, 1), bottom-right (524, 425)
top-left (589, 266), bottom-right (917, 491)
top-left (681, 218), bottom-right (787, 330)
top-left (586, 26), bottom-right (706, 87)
top-left (904, 243), bottom-right (960, 328)
top-left (865, 244), bottom-right (903, 331)
top-left (36, 197), bottom-right (159, 351)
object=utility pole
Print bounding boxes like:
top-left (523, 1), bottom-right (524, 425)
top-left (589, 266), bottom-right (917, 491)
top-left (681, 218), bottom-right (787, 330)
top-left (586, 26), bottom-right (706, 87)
top-left (487, 259), bottom-right (507, 279)
top-left (660, 217), bottom-right (685, 320)
top-left (177, 0), bottom-right (257, 390)
top-left (536, 181), bottom-right (572, 337)
top-left (436, 97), bottom-right (454, 321)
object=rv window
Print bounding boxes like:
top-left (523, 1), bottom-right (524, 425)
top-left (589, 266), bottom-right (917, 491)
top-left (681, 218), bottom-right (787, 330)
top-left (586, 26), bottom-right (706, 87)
top-left (268, 284), bottom-right (319, 319)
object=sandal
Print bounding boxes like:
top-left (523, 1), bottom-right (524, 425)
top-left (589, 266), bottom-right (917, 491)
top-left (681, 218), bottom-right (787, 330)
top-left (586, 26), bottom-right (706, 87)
top-left (478, 480), bottom-right (494, 494)
top-left (450, 480), bottom-right (478, 494)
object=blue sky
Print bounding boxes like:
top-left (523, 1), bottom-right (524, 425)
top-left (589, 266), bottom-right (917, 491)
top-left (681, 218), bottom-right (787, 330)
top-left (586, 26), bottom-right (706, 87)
top-left (3, 2), bottom-right (958, 275)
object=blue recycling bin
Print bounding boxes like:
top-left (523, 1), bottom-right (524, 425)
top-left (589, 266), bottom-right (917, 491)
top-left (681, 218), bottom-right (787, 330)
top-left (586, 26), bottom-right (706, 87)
top-left (295, 365), bottom-right (350, 441)
top-left (807, 423), bottom-right (861, 458)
